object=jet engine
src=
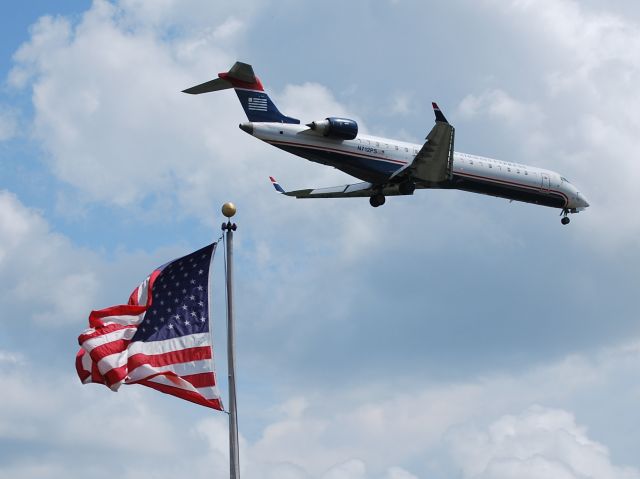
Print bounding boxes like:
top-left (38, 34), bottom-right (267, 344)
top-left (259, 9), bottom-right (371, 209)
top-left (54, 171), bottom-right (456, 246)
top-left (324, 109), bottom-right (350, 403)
top-left (306, 117), bottom-right (358, 140)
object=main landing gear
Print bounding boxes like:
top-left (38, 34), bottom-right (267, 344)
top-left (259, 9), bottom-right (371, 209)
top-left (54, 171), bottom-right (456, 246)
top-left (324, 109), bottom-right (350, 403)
top-left (369, 193), bottom-right (386, 207)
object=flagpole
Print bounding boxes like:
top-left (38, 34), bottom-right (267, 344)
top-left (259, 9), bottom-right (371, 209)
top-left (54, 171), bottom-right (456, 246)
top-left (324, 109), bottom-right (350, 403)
top-left (222, 202), bottom-right (240, 479)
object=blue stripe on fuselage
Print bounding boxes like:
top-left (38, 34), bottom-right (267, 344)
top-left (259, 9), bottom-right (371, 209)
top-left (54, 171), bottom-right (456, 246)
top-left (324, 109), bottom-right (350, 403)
top-left (269, 142), bottom-right (402, 184)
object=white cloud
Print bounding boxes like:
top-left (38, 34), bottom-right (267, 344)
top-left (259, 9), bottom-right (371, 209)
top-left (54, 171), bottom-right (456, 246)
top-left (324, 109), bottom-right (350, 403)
top-left (0, 190), bottom-right (100, 325)
top-left (6, 0), bottom-right (371, 235)
top-left (471, 0), bottom-right (640, 246)
top-left (240, 340), bottom-right (640, 478)
top-left (448, 405), bottom-right (640, 479)
top-left (321, 460), bottom-right (367, 479)
top-left (458, 89), bottom-right (544, 127)
top-left (387, 92), bottom-right (412, 116)
top-left (0, 106), bottom-right (18, 141)
top-left (9, 0), bottom-right (240, 210)
top-left (0, 350), bottom-right (23, 364)
top-left (2, 337), bottom-right (640, 479)
top-left (213, 16), bottom-right (245, 40)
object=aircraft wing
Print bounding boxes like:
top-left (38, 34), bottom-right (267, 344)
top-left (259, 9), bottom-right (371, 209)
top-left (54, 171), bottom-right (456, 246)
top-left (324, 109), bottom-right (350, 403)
top-left (269, 177), bottom-right (405, 198)
top-left (391, 102), bottom-right (455, 185)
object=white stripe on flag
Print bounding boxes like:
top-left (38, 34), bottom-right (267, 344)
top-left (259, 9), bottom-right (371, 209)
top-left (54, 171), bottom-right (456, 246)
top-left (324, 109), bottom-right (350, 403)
top-left (127, 333), bottom-right (211, 355)
top-left (81, 327), bottom-right (138, 352)
top-left (146, 374), bottom-right (220, 400)
top-left (127, 359), bottom-right (214, 383)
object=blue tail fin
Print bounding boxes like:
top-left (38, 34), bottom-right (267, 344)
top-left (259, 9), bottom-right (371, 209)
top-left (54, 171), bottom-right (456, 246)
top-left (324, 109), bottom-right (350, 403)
top-left (183, 62), bottom-right (299, 124)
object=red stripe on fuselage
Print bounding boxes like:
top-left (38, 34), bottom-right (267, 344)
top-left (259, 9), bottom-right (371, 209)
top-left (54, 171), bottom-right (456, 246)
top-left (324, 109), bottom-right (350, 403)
top-left (454, 170), bottom-right (569, 205)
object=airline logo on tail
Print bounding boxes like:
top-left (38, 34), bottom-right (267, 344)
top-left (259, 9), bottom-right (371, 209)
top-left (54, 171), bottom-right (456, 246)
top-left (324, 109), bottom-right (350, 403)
top-left (248, 97), bottom-right (268, 112)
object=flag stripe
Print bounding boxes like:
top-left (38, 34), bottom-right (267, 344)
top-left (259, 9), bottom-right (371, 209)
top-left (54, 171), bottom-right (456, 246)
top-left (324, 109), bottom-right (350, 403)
top-left (127, 359), bottom-right (214, 383)
top-left (181, 372), bottom-right (217, 389)
top-left (78, 323), bottom-right (138, 344)
top-left (139, 378), bottom-right (223, 409)
top-left (90, 338), bottom-right (134, 361)
top-left (88, 305), bottom-right (147, 328)
top-left (127, 333), bottom-right (211, 355)
top-left (82, 327), bottom-right (138, 354)
top-left (144, 373), bottom-right (220, 399)
top-left (127, 346), bottom-right (212, 369)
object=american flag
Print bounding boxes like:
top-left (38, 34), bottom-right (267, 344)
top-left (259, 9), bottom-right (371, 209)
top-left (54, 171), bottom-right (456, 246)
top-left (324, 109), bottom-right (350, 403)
top-left (75, 243), bottom-right (223, 410)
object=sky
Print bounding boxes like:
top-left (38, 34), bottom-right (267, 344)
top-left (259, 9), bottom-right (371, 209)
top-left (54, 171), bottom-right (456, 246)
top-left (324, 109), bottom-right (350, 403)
top-left (1, 0), bottom-right (639, 478)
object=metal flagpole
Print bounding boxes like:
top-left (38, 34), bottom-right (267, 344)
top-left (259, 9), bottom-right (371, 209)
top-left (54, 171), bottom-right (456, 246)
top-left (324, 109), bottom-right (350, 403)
top-left (221, 202), bottom-right (240, 479)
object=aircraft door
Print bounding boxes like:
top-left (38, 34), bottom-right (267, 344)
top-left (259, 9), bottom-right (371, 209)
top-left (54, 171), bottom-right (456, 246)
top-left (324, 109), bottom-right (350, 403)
top-left (541, 173), bottom-right (551, 192)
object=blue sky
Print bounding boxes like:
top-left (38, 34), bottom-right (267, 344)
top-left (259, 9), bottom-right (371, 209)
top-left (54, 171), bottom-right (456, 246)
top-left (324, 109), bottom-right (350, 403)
top-left (1, 1), bottom-right (640, 478)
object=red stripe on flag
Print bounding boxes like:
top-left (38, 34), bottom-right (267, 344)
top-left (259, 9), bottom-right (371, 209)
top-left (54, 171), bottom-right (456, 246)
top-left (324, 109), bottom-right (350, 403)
top-left (75, 350), bottom-right (91, 383)
top-left (181, 372), bottom-right (217, 389)
top-left (138, 378), bottom-right (223, 410)
top-left (103, 364), bottom-right (129, 387)
top-left (127, 346), bottom-right (212, 370)
top-left (89, 339), bottom-right (133, 362)
top-left (78, 323), bottom-right (137, 345)
top-left (88, 304), bottom-right (147, 328)
top-left (128, 285), bottom-right (140, 306)
top-left (91, 360), bottom-right (106, 384)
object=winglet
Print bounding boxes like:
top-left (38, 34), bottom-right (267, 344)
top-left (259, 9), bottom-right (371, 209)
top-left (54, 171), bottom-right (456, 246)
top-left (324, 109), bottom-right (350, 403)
top-left (432, 102), bottom-right (449, 124)
top-left (270, 176), bottom-right (286, 194)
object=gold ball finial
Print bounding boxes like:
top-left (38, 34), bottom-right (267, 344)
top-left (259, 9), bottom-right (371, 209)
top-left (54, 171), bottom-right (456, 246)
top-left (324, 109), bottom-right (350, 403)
top-left (222, 202), bottom-right (237, 218)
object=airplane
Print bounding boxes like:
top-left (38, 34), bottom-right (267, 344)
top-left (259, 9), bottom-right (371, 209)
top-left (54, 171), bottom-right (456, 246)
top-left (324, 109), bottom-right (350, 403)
top-left (183, 61), bottom-right (589, 224)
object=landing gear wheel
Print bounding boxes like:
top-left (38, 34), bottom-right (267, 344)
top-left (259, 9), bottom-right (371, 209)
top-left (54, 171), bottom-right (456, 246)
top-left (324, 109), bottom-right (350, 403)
top-left (399, 180), bottom-right (416, 195)
top-left (561, 216), bottom-right (570, 225)
top-left (369, 194), bottom-right (386, 207)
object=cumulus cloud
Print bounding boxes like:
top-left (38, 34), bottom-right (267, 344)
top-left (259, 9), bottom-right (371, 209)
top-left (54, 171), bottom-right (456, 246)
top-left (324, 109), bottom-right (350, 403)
top-left (470, 0), bottom-right (640, 245)
top-left (448, 406), bottom-right (640, 479)
top-left (458, 89), bottom-right (544, 128)
top-left (0, 190), bottom-right (100, 325)
top-left (6, 0), bottom-right (369, 232)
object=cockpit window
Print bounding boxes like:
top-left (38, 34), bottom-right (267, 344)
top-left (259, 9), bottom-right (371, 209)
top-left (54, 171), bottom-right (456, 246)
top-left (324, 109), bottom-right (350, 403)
top-left (561, 176), bottom-right (571, 183)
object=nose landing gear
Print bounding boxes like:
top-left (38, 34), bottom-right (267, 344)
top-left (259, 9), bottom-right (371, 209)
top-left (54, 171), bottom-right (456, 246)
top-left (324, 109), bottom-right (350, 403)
top-left (561, 208), bottom-right (571, 225)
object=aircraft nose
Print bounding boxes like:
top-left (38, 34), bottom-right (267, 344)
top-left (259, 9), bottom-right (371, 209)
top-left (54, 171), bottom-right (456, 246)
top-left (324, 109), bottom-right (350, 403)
top-left (239, 122), bottom-right (254, 135)
top-left (577, 192), bottom-right (589, 208)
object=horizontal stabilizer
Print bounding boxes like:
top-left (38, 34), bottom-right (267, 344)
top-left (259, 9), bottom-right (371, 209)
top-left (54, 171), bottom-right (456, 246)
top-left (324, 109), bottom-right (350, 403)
top-left (225, 62), bottom-right (258, 84)
top-left (182, 77), bottom-right (233, 94)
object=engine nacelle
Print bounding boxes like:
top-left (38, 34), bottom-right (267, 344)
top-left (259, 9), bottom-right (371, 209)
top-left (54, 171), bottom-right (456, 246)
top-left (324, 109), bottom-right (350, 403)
top-left (306, 117), bottom-right (358, 140)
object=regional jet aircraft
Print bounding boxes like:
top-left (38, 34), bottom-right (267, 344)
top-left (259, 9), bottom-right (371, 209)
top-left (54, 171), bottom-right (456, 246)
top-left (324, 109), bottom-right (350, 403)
top-left (184, 62), bottom-right (589, 224)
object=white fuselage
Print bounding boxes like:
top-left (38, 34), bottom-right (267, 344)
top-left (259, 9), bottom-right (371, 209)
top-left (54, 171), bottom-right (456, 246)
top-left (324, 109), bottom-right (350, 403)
top-left (242, 122), bottom-right (589, 211)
